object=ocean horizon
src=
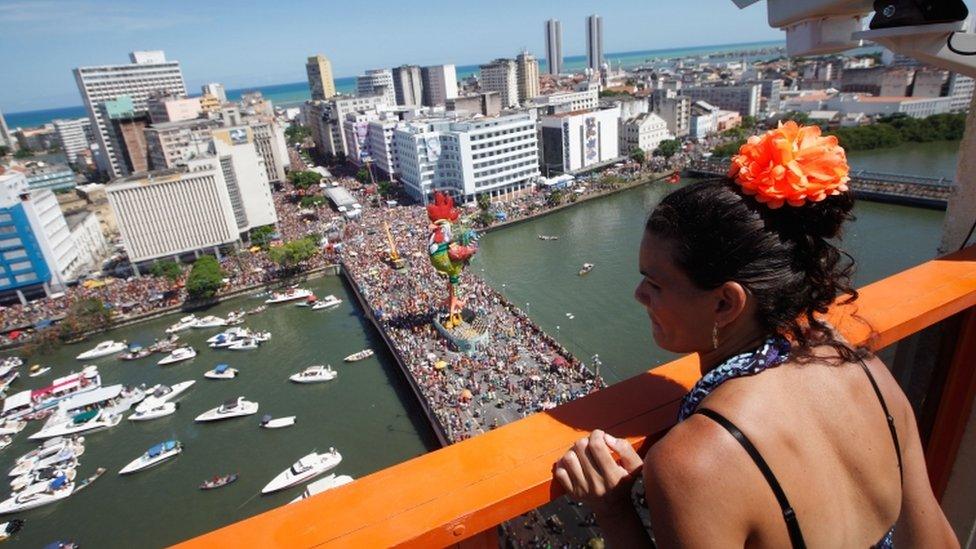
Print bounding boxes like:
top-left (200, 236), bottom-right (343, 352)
top-left (4, 39), bottom-right (784, 129)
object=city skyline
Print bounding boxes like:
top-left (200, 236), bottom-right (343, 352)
top-left (0, 0), bottom-right (782, 112)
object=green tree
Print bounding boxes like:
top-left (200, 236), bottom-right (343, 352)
top-left (654, 139), bottom-right (681, 159)
top-left (477, 193), bottom-right (491, 212)
top-left (546, 189), bottom-right (565, 207)
top-left (780, 111), bottom-right (811, 126)
top-left (268, 236), bottom-right (319, 268)
top-left (376, 180), bottom-right (393, 197)
top-left (288, 170), bottom-right (321, 189)
top-left (57, 297), bottom-right (113, 342)
top-left (712, 138), bottom-right (747, 158)
top-left (186, 256), bottom-right (224, 300)
top-left (630, 148), bottom-right (646, 165)
top-left (285, 124), bottom-right (311, 146)
top-left (149, 259), bottom-right (183, 282)
top-left (299, 195), bottom-right (327, 208)
top-left (250, 225), bottom-right (276, 249)
top-left (741, 115), bottom-right (757, 130)
top-left (356, 167), bottom-right (371, 185)
top-left (13, 149), bottom-right (32, 159)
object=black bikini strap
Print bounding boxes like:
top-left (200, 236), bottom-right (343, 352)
top-left (696, 408), bottom-right (806, 549)
top-left (857, 360), bottom-right (904, 485)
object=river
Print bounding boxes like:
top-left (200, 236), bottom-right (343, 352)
top-left (0, 142), bottom-right (959, 546)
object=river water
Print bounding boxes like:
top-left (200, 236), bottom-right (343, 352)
top-left (0, 142), bottom-right (959, 546)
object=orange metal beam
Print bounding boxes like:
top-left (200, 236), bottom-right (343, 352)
top-left (175, 246), bottom-right (976, 548)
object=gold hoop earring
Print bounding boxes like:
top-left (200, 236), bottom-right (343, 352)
top-left (712, 324), bottom-right (719, 350)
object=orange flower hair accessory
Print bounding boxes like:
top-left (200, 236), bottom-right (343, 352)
top-left (728, 121), bottom-right (850, 209)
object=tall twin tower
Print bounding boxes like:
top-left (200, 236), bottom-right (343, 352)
top-left (545, 15), bottom-right (603, 76)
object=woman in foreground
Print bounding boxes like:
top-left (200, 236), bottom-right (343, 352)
top-left (554, 122), bottom-right (958, 548)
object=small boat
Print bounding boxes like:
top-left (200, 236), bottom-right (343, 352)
top-left (75, 340), bottom-right (127, 361)
top-left (0, 435), bottom-right (11, 452)
top-left (22, 410), bottom-right (54, 422)
top-left (289, 365), bottom-right (337, 384)
top-left (118, 440), bottom-right (182, 475)
top-left (0, 476), bottom-right (73, 514)
top-left (157, 346), bottom-right (196, 366)
top-left (0, 420), bottom-right (26, 436)
top-left (147, 334), bottom-right (180, 353)
top-left (194, 397), bottom-right (258, 422)
top-left (578, 263), bottom-right (595, 276)
top-left (135, 381), bottom-right (195, 413)
top-left (14, 437), bottom-right (84, 468)
top-left (206, 328), bottom-right (247, 344)
top-left (28, 410), bottom-right (121, 441)
top-left (200, 473), bottom-right (239, 491)
top-left (344, 349), bottom-right (374, 363)
top-left (226, 339), bottom-right (259, 351)
top-left (10, 446), bottom-right (81, 478)
top-left (288, 473), bottom-right (354, 504)
top-left (260, 415), bottom-right (296, 429)
top-left (192, 315), bottom-right (226, 329)
top-left (0, 371), bottom-right (17, 393)
top-left (311, 295), bottom-right (343, 310)
top-left (0, 518), bottom-right (24, 542)
top-left (247, 305), bottom-right (267, 315)
top-left (12, 465), bottom-right (77, 492)
top-left (0, 358), bottom-right (22, 370)
top-left (250, 331), bottom-right (271, 343)
top-left (128, 401), bottom-right (177, 422)
top-left (165, 314), bottom-right (199, 334)
top-left (261, 449), bottom-right (342, 494)
top-left (29, 365), bottom-right (50, 377)
top-left (73, 466), bottom-right (107, 494)
top-left (538, 234), bottom-right (559, 241)
top-left (226, 309), bottom-right (245, 322)
top-left (204, 364), bottom-right (238, 380)
top-left (118, 346), bottom-right (151, 361)
top-left (265, 288), bottom-right (313, 304)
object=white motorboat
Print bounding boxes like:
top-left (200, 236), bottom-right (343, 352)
top-left (11, 463), bottom-right (77, 492)
top-left (247, 305), bottom-right (267, 315)
top-left (0, 420), bottom-right (26, 436)
top-left (28, 409), bottom-right (121, 441)
top-left (250, 331), bottom-right (271, 342)
top-left (14, 436), bottom-right (84, 467)
top-left (311, 295), bottom-right (343, 310)
top-left (0, 357), bottom-right (22, 370)
top-left (206, 327), bottom-right (247, 344)
top-left (11, 444), bottom-right (82, 477)
top-left (165, 314), bottom-right (199, 334)
top-left (128, 401), bottom-right (177, 422)
top-left (288, 474), bottom-right (354, 504)
top-left (119, 440), bottom-right (182, 475)
top-left (578, 263), bottom-right (595, 276)
top-left (157, 346), bottom-right (196, 366)
top-left (0, 475), bottom-right (74, 514)
top-left (226, 310), bottom-right (246, 325)
top-left (265, 288), bottom-right (313, 304)
top-left (135, 381), bottom-right (195, 413)
top-left (226, 339), bottom-right (258, 351)
top-left (0, 435), bottom-right (11, 452)
top-left (194, 397), bottom-right (258, 422)
top-left (261, 449), bottom-right (342, 494)
top-left (193, 315), bottom-right (226, 329)
top-left (75, 340), bottom-right (127, 361)
top-left (204, 364), bottom-right (238, 380)
top-left (28, 367), bottom-right (50, 378)
top-left (260, 415), bottom-right (296, 429)
top-left (289, 365), bottom-right (337, 384)
top-left (344, 349), bottom-right (374, 362)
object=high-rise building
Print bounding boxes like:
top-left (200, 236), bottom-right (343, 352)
top-left (680, 84), bottom-right (762, 117)
top-left (541, 107), bottom-right (620, 174)
top-left (586, 15), bottom-right (604, 71)
top-left (392, 65), bottom-right (424, 107)
top-left (447, 92), bottom-right (502, 117)
top-left (421, 65), bottom-right (459, 107)
top-left (147, 92), bottom-right (201, 124)
top-left (0, 108), bottom-right (11, 148)
top-left (73, 51), bottom-right (186, 178)
top-left (98, 96), bottom-right (151, 174)
top-left (304, 95), bottom-right (389, 158)
top-left (393, 112), bottom-right (540, 204)
top-left (211, 127), bottom-right (278, 229)
top-left (306, 55), bottom-right (337, 100)
top-left (530, 86), bottom-right (600, 114)
top-left (545, 19), bottom-right (562, 76)
top-left (650, 89), bottom-right (690, 138)
top-left (479, 59), bottom-right (519, 108)
top-left (516, 51), bottom-right (540, 104)
top-left (145, 119), bottom-right (218, 170)
top-left (201, 83), bottom-right (227, 103)
top-left (52, 118), bottom-right (95, 164)
top-left (357, 69), bottom-right (396, 106)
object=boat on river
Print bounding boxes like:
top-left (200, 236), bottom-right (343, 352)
top-left (265, 288), bottom-right (313, 304)
top-left (226, 310), bottom-right (246, 325)
top-left (128, 401), bottom-right (177, 422)
top-left (199, 473), bottom-right (238, 490)
top-left (289, 365), bottom-right (336, 384)
top-left (28, 365), bottom-right (49, 377)
top-left (119, 440), bottom-right (182, 475)
top-left (13, 437), bottom-right (84, 468)
top-left (0, 436), bottom-right (11, 452)
top-left (311, 295), bottom-right (342, 310)
top-left (135, 381), bottom-right (195, 413)
top-left (0, 519), bottom-right (23, 542)
top-left (247, 305), bottom-right (267, 315)
top-left (147, 334), bottom-right (180, 353)
top-left (288, 473), bottom-right (354, 504)
top-left (261, 448), bottom-right (342, 494)
top-left (260, 415), bottom-right (295, 429)
top-left (207, 327), bottom-right (247, 344)
top-left (0, 420), bottom-right (26, 436)
top-left (165, 315), bottom-right (199, 334)
top-left (28, 409), bottom-right (121, 441)
top-left (11, 464), bottom-right (77, 492)
top-left (157, 347), bottom-right (196, 366)
top-left (74, 466), bottom-right (106, 494)
top-left (344, 349), bottom-right (374, 362)
top-left (2, 367), bottom-right (102, 421)
top-left (538, 234), bottom-right (559, 241)
top-left (195, 397), bottom-right (258, 422)
top-left (118, 345), bottom-right (151, 361)
top-left (0, 475), bottom-right (74, 514)
top-left (193, 315), bottom-right (226, 329)
top-left (226, 339), bottom-right (259, 351)
top-left (578, 263), bottom-right (594, 276)
top-left (10, 445), bottom-right (82, 478)
top-left (204, 364), bottom-right (237, 380)
top-left (0, 358), bottom-right (21, 370)
top-left (75, 340), bottom-right (127, 361)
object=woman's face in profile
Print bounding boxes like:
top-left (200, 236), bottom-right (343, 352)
top-left (634, 232), bottom-right (717, 354)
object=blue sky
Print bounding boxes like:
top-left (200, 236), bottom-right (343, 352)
top-left (0, 0), bottom-right (782, 112)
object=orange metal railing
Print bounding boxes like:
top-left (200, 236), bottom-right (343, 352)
top-left (176, 245), bottom-right (976, 548)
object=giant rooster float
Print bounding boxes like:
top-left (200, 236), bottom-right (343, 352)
top-left (426, 192), bottom-right (478, 329)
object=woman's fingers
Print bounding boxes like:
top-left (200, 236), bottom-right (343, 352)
top-left (604, 432), bottom-right (644, 475)
top-left (559, 446), bottom-right (589, 498)
top-left (587, 430), bottom-right (624, 485)
top-left (574, 436), bottom-right (606, 496)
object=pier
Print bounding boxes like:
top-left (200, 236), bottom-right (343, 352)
top-left (686, 158), bottom-right (954, 210)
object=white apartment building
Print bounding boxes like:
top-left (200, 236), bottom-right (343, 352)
top-left (343, 111), bottom-right (378, 165)
top-left (619, 112), bottom-right (671, 155)
top-left (247, 118), bottom-right (290, 185)
top-left (394, 111), bottom-right (540, 204)
top-left (948, 73), bottom-right (975, 112)
top-left (531, 87), bottom-right (599, 114)
top-left (681, 84), bottom-right (762, 117)
top-left (211, 127), bottom-right (278, 230)
top-left (479, 59), bottom-right (519, 108)
top-left (689, 100), bottom-right (720, 139)
top-left (825, 94), bottom-right (953, 118)
top-left (305, 95), bottom-right (388, 158)
top-left (106, 158), bottom-right (241, 264)
top-left (357, 69), bottom-right (396, 106)
top-left (145, 119), bottom-right (218, 170)
top-left (421, 65), bottom-right (458, 107)
top-left (541, 107), bottom-right (621, 174)
top-left (66, 211), bottom-right (109, 280)
top-left (52, 117), bottom-right (94, 164)
top-left (74, 51), bottom-right (187, 178)
top-left (516, 52), bottom-right (540, 104)
top-left (147, 93), bottom-right (201, 124)
top-left (367, 117), bottom-right (401, 179)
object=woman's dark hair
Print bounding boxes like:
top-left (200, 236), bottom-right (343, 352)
top-left (646, 178), bottom-right (863, 361)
